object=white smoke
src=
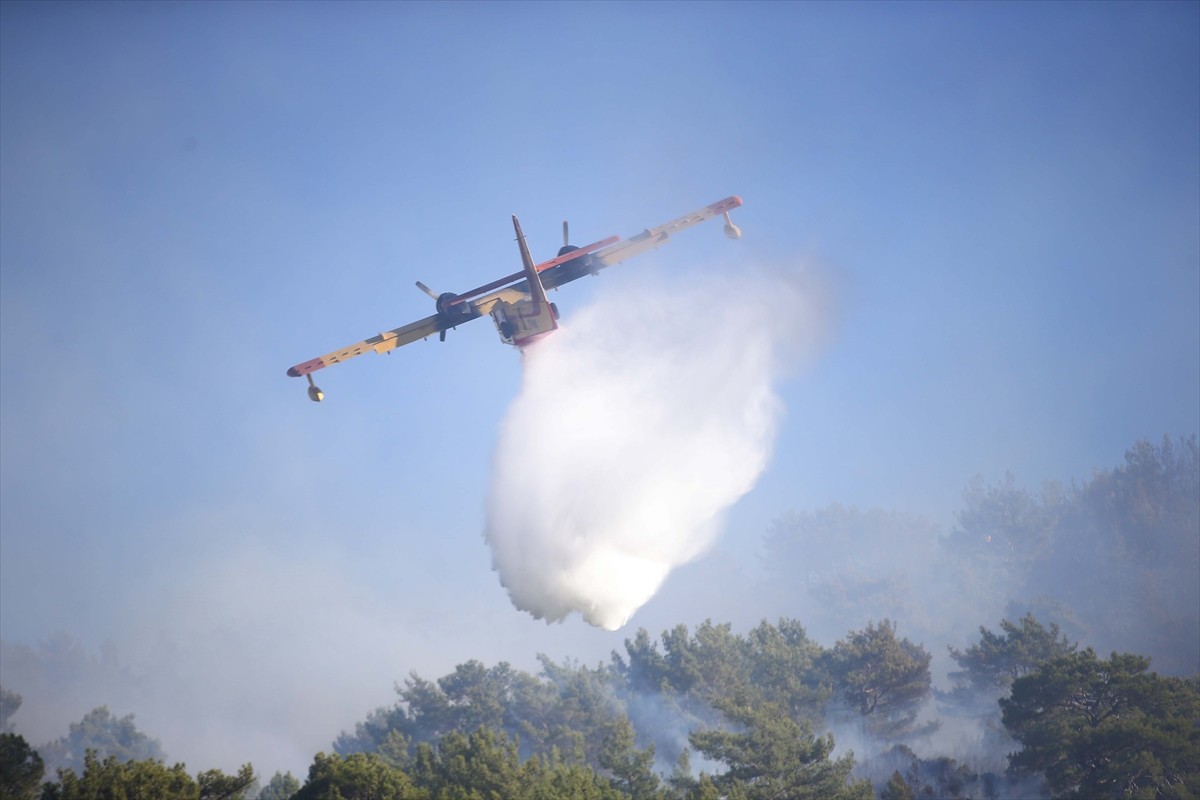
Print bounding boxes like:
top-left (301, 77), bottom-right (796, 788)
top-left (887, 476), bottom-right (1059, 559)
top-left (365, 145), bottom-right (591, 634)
top-left (485, 264), bottom-right (829, 630)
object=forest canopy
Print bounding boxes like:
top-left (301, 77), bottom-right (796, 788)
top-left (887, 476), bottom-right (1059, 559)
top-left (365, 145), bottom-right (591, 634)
top-left (1, 436), bottom-right (1196, 800)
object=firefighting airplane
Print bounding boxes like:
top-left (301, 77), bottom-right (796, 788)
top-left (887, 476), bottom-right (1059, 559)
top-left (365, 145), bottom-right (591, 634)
top-left (286, 196), bottom-right (743, 401)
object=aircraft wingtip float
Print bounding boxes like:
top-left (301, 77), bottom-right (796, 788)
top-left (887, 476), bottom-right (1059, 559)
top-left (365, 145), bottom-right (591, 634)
top-left (287, 195), bottom-right (743, 401)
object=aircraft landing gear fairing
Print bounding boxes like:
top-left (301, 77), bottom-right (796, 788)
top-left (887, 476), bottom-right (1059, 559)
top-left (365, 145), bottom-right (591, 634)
top-left (307, 374), bottom-right (324, 402)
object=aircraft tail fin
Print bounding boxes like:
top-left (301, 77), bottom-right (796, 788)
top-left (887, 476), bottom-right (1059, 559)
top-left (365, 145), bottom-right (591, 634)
top-left (507, 215), bottom-right (558, 345)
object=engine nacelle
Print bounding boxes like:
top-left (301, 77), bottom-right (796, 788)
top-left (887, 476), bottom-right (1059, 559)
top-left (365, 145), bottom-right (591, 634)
top-left (307, 384), bottom-right (325, 402)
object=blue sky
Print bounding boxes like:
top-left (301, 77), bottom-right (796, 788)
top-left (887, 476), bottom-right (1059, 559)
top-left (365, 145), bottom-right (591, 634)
top-left (2, 0), bottom-right (1197, 778)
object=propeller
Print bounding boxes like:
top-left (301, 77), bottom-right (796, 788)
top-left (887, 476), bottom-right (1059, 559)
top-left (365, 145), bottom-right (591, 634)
top-left (416, 281), bottom-right (453, 341)
top-left (557, 220), bottom-right (579, 258)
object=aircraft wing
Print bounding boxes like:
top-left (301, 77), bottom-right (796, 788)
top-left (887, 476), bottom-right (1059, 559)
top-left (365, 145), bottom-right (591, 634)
top-left (286, 315), bottom-right (444, 377)
top-left (285, 285), bottom-right (529, 378)
top-left (285, 195), bottom-right (742, 389)
top-left (454, 286), bottom-right (526, 317)
top-left (590, 195), bottom-right (742, 271)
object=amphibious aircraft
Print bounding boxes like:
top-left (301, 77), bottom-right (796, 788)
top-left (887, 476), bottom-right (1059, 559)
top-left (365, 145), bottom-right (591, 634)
top-left (286, 196), bottom-right (743, 401)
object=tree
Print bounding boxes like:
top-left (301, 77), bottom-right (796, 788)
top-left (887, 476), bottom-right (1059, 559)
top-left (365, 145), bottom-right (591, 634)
top-left (1001, 648), bottom-right (1200, 798)
top-left (430, 660), bottom-right (513, 737)
top-left (39, 752), bottom-right (255, 800)
top-left (1080, 436), bottom-right (1199, 564)
top-left (334, 702), bottom-right (409, 757)
top-left (37, 706), bottom-right (165, 776)
top-left (611, 629), bottom-right (671, 695)
top-left (689, 702), bottom-right (872, 800)
top-left (664, 749), bottom-right (698, 799)
top-left (866, 744), bottom-right (1040, 800)
top-left (41, 751), bottom-right (195, 800)
top-left (898, 755), bottom-right (976, 800)
top-left (609, 618), bottom-right (830, 771)
top-left (597, 716), bottom-right (657, 800)
top-left (610, 622), bottom-right (739, 767)
top-left (519, 748), bottom-right (627, 800)
top-left (945, 613), bottom-right (1077, 711)
top-left (292, 751), bottom-right (423, 800)
top-left (1091, 437), bottom-right (1198, 670)
top-left (531, 656), bottom-right (625, 766)
top-left (410, 726), bottom-right (524, 799)
top-left (406, 726), bottom-right (627, 800)
top-left (256, 771), bottom-right (300, 800)
top-left (198, 764), bottom-right (256, 800)
top-left (878, 770), bottom-right (914, 800)
top-left (743, 619), bottom-right (828, 722)
top-left (1022, 435), bottom-right (1200, 675)
top-left (949, 474), bottom-right (1062, 567)
top-left (824, 620), bottom-right (932, 738)
top-left (337, 656), bottom-right (625, 765)
top-left (0, 734), bottom-right (44, 800)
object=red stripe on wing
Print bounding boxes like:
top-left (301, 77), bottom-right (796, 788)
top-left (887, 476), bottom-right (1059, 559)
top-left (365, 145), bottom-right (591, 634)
top-left (287, 358), bottom-right (327, 377)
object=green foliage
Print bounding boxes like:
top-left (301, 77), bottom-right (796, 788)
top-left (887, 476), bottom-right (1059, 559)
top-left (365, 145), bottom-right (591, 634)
top-left (669, 619), bottom-right (828, 719)
top-left (0, 734), bottom-right (44, 800)
top-left (377, 732), bottom-right (416, 772)
top-left (530, 657), bottom-right (625, 766)
top-left (39, 750), bottom-right (253, 800)
top-left (398, 660), bottom-right (510, 744)
top-left (42, 752), bottom-right (192, 800)
top-left (597, 717), bottom-right (657, 800)
top-left (864, 744), bottom-right (1042, 800)
top-left (761, 435), bottom-right (1199, 684)
top-left (198, 764), bottom-right (256, 800)
top-left (11, 433), bottom-right (1199, 800)
top-left (664, 749), bottom-right (695, 799)
top-left (331, 619), bottom-right (875, 798)
top-left (303, 729), bottom-right (628, 800)
top-left (614, 630), bottom-right (669, 695)
top-left (609, 623), bottom-right (725, 743)
top-left (1023, 435), bottom-right (1200, 674)
top-left (945, 613), bottom-right (1078, 712)
top-left (255, 771), bottom-right (300, 800)
top-left (824, 620), bottom-right (932, 738)
top-left (1082, 435), bottom-right (1199, 563)
top-left (293, 751), bottom-right (423, 800)
top-left (302, 434), bottom-right (1200, 798)
top-left (37, 706), bottom-right (165, 776)
top-left (744, 619), bottom-right (827, 719)
top-left (1001, 648), bottom-right (1200, 798)
top-left (913, 434), bottom-right (1200, 683)
top-left (519, 749), bottom-right (626, 800)
top-left (337, 657), bottom-right (625, 767)
top-left (608, 618), bottom-right (829, 765)
top-left (900, 754), bottom-right (975, 800)
top-left (688, 703), bottom-right (871, 800)
top-left (411, 726), bottom-right (524, 799)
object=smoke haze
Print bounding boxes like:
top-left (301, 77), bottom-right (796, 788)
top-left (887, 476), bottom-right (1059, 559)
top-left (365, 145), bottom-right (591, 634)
top-left (485, 267), bottom-right (829, 630)
top-left (2, 3), bottom-right (1196, 789)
